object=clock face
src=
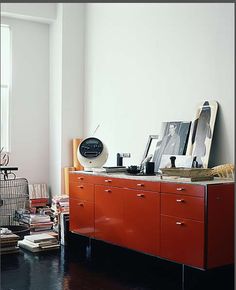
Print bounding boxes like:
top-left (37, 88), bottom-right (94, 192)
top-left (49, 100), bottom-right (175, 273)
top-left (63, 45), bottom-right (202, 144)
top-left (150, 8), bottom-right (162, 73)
top-left (79, 137), bottom-right (103, 159)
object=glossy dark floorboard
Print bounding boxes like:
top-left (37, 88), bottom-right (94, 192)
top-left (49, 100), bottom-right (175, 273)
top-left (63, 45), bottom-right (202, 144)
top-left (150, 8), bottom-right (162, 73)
top-left (1, 234), bottom-right (234, 290)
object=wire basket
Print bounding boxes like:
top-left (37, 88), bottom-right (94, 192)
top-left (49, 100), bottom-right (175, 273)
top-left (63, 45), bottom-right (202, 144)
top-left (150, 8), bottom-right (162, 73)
top-left (0, 178), bottom-right (30, 236)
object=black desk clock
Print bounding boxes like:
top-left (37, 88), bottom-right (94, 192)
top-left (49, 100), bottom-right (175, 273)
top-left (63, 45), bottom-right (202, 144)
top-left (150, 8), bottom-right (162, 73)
top-left (77, 137), bottom-right (108, 171)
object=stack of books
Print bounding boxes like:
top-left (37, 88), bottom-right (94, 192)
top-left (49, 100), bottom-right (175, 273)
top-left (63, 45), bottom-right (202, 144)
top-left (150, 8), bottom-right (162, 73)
top-left (21, 214), bottom-right (53, 232)
top-left (0, 232), bottom-right (20, 255)
top-left (30, 230), bottom-right (58, 239)
top-left (18, 233), bottom-right (60, 252)
top-left (30, 214), bottom-right (53, 232)
top-left (30, 197), bottom-right (49, 208)
top-left (51, 195), bottom-right (69, 214)
top-left (50, 195), bottom-right (70, 234)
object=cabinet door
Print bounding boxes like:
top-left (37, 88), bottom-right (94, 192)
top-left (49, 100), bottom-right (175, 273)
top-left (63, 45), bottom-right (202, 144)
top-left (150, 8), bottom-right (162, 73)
top-left (207, 184), bottom-right (234, 268)
top-left (69, 198), bottom-right (94, 237)
top-left (124, 189), bottom-right (160, 256)
top-left (94, 185), bottom-right (125, 246)
top-left (161, 215), bottom-right (204, 268)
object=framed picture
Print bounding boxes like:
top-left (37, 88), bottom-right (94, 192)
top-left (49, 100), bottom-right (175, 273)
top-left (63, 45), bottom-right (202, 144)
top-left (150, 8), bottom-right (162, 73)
top-left (186, 100), bottom-right (218, 168)
top-left (152, 121), bottom-right (191, 172)
top-left (141, 135), bottom-right (159, 163)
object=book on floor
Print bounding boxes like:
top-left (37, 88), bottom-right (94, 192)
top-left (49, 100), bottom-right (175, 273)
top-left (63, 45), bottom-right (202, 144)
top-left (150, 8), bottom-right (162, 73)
top-left (18, 240), bottom-right (59, 252)
top-left (24, 233), bottom-right (57, 243)
top-left (22, 239), bottom-right (58, 248)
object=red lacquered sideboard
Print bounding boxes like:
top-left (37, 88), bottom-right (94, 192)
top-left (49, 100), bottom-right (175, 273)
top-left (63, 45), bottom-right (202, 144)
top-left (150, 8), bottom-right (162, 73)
top-left (69, 172), bottom-right (234, 270)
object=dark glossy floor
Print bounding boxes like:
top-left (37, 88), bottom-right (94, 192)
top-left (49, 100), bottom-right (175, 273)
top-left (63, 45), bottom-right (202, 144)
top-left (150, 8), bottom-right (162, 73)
top-left (1, 234), bottom-right (234, 290)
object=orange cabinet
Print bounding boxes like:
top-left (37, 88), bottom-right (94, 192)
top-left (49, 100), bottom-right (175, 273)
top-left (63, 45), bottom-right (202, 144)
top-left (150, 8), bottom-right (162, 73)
top-left (94, 185), bottom-right (125, 246)
top-left (124, 189), bottom-right (160, 256)
top-left (69, 173), bottom-right (234, 270)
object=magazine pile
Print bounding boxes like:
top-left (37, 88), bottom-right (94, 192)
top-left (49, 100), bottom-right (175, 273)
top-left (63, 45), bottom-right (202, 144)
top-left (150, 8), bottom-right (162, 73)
top-left (18, 233), bottom-right (60, 252)
top-left (0, 228), bottom-right (20, 255)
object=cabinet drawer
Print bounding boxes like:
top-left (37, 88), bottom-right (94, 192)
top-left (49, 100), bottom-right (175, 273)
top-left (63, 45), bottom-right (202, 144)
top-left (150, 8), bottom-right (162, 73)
top-left (161, 193), bottom-right (204, 221)
top-left (70, 174), bottom-right (127, 188)
top-left (69, 182), bottom-right (94, 202)
top-left (94, 184), bottom-right (125, 198)
top-left (94, 176), bottom-right (160, 192)
top-left (95, 176), bottom-right (126, 187)
top-left (161, 183), bottom-right (204, 197)
top-left (69, 173), bottom-right (98, 184)
top-left (123, 179), bottom-right (160, 192)
top-left (160, 215), bottom-right (204, 268)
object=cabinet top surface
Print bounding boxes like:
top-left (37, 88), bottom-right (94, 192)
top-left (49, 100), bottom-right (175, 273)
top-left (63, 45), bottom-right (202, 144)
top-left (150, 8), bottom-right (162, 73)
top-left (70, 171), bottom-right (234, 186)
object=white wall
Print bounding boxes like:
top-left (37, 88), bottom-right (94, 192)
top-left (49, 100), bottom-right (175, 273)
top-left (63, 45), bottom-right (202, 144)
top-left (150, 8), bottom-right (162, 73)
top-left (61, 3), bottom-right (85, 177)
top-left (1, 3), bottom-right (57, 23)
top-left (49, 3), bottom-right (85, 196)
top-left (1, 3), bottom-right (234, 195)
top-left (49, 5), bottom-right (63, 196)
top-left (1, 3), bottom-right (85, 196)
top-left (84, 3), bottom-right (234, 167)
top-left (1, 17), bottom-right (50, 184)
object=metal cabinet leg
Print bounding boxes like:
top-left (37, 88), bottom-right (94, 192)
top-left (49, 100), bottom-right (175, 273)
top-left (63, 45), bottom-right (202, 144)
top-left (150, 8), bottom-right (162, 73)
top-left (182, 264), bottom-right (185, 290)
top-left (86, 238), bottom-right (92, 260)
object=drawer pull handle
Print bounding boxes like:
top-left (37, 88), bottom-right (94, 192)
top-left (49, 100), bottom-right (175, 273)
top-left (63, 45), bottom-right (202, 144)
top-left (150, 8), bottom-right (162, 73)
top-left (176, 199), bottom-right (184, 203)
top-left (137, 193), bottom-right (145, 198)
top-left (78, 177), bottom-right (84, 180)
top-left (78, 203), bottom-right (84, 207)
top-left (105, 189), bottom-right (112, 193)
top-left (176, 221), bottom-right (184, 226)
top-left (105, 179), bottom-right (112, 183)
top-left (176, 187), bottom-right (185, 191)
top-left (77, 185), bottom-right (84, 189)
top-left (137, 183), bottom-right (144, 187)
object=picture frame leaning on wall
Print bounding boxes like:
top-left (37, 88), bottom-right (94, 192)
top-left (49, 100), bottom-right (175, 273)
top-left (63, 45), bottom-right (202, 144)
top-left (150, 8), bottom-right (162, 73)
top-left (152, 121), bottom-right (191, 173)
top-left (186, 100), bottom-right (218, 168)
top-left (141, 135), bottom-right (159, 163)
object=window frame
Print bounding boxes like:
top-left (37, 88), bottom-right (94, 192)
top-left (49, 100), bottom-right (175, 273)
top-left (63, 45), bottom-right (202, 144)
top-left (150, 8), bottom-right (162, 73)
top-left (1, 24), bottom-right (12, 153)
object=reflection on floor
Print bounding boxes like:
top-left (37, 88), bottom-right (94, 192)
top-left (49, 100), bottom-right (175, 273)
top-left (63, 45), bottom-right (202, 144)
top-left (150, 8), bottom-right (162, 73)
top-left (1, 233), bottom-right (234, 290)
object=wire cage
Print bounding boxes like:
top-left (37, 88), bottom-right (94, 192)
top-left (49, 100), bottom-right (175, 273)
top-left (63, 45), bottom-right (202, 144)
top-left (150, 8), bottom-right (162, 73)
top-left (0, 177), bottom-right (30, 237)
